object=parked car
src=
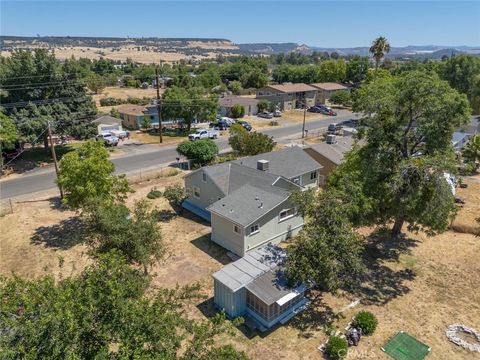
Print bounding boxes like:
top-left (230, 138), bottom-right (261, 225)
top-left (327, 123), bottom-right (342, 133)
top-left (307, 106), bottom-right (323, 113)
top-left (221, 117), bottom-right (236, 125)
top-left (340, 118), bottom-right (359, 127)
top-left (273, 110), bottom-right (282, 117)
top-left (321, 106), bottom-right (337, 116)
top-left (258, 111), bottom-right (273, 119)
top-left (96, 133), bottom-right (119, 146)
top-left (188, 129), bottom-right (219, 141)
top-left (236, 120), bottom-right (252, 131)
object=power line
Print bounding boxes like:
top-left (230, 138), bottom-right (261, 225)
top-left (0, 96), bottom-right (91, 109)
top-left (3, 126), bottom-right (49, 167)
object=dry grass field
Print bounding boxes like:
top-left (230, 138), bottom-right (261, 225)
top-left (1, 173), bottom-right (479, 359)
top-left (1, 46), bottom-right (230, 64)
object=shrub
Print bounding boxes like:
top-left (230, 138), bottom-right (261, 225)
top-left (100, 97), bottom-right (123, 106)
top-left (228, 124), bottom-right (276, 156)
top-left (163, 184), bottom-right (188, 214)
top-left (325, 336), bottom-right (348, 360)
top-left (257, 99), bottom-right (270, 112)
top-left (147, 189), bottom-right (162, 199)
top-left (269, 120), bottom-right (279, 126)
top-left (353, 311), bottom-right (378, 335)
top-left (230, 104), bottom-right (245, 118)
top-left (176, 139), bottom-right (218, 165)
top-left (330, 90), bottom-right (351, 107)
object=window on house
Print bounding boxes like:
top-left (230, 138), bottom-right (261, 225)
top-left (293, 177), bottom-right (301, 185)
top-left (310, 171), bottom-right (317, 180)
top-left (233, 224), bottom-right (242, 235)
top-left (202, 172), bottom-right (207, 182)
top-left (193, 186), bottom-right (200, 198)
top-left (279, 208), bottom-right (297, 221)
top-left (250, 224), bottom-right (259, 235)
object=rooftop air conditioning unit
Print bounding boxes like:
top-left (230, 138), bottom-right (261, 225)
top-left (326, 134), bottom-right (336, 144)
top-left (257, 160), bottom-right (269, 171)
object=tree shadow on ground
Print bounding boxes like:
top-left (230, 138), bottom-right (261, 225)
top-left (48, 197), bottom-right (70, 212)
top-left (353, 227), bottom-right (419, 305)
top-left (31, 216), bottom-right (85, 250)
top-left (190, 234), bottom-right (231, 265)
top-left (288, 291), bottom-right (336, 338)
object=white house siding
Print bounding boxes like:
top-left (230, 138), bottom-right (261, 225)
top-left (184, 170), bottom-right (225, 210)
top-left (244, 199), bottom-right (304, 253)
top-left (296, 171), bottom-right (319, 189)
top-left (210, 213), bottom-right (245, 256)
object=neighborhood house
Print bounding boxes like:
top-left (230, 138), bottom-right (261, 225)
top-left (213, 244), bottom-right (308, 331)
top-left (256, 83), bottom-right (317, 111)
top-left (116, 104), bottom-right (146, 129)
top-left (219, 95), bottom-right (259, 117)
top-left (182, 146), bottom-right (321, 256)
top-left (92, 115), bottom-right (123, 135)
top-left (310, 82), bottom-right (349, 104)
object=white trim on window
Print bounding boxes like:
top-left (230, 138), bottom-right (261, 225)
top-left (233, 224), bottom-right (242, 235)
top-left (279, 207), bottom-right (297, 222)
top-left (193, 186), bottom-right (200, 199)
top-left (249, 224), bottom-right (260, 235)
top-left (310, 171), bottom-right (317, 180)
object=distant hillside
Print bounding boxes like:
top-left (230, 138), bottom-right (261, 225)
top-left (1, 36), bottom-right (479, 61)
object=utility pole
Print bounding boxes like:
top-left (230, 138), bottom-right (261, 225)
top-left (302, 100), bottom-right (307, 138)
top-left (155, 67), bottom-right (163, 144)
top-left (48, 121), bottom-right (63, 198)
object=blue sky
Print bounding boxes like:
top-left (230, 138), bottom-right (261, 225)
top-left (1, 1), bottom-right (479, 47)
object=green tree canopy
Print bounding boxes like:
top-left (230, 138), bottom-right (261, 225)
top-left (83, 199), bottom-right (163, 274)
top-left (161, 86), bottom-right (218, 131)
top-left (1, 49), bottom-right (97, 147)
top-left (329, 90), bottom-right (351, 107)
top-left (0, 112), bottom-right (18, 149)
top-left (462, 134), bottom-right (480, 164)
top-left (57, 140), bottom-right (131, 208)
top-left (257, 99), bottom-right (270, 113)
top-left (0, 253), bottom-right (248, 359)
top-left (331, 71), bottom-right (470, 236)
top-left (228, 124), bottom-right (276, 156)
top-left (286, 190), bottom-right (365, 292)
top-left (177, 139), bottom-right (218, 165)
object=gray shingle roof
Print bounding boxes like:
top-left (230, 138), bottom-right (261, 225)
top-left (203, 162), bottom-right (231, 195)
top-left (212, 245), bottom-right (286, 292)
top-left (307, 137), bottom-right (356, 165)
top-left (92, 115), bottom-right (122, 125)
top-left (208, 183), bottom-right (289, 226)
top-left (233, 146), bottom-right (321, 179)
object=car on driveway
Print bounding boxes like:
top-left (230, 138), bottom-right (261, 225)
top-left (258, 111), bottom-right (273, 119)
top-left (307, 106), bottom-right (323, 113)
top-left (273, 110), bottom-right (282, 117)
top-left (327, 123), bottom-right (342, 133)
top-left (236, 120), bottom-right (252, 131)
top-left (96, 133), bottom-right (119, 146)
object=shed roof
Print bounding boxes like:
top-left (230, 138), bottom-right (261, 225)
top-left (306, 137), bottom-right (356, 165)
top-left (212, 245), bottom-right (286, 292)
top-left (92, 115), bottom-right (122, 125)
top-left (219, 95), bottom-right (259, 108)
top-left (266, 83), bottom-right (317, 93)
top-left (233, 146), bottom-right (321, 179)
top-left (310, 82), bottom-right (348, 91)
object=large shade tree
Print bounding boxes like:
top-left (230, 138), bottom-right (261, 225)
top-left (57, 140), bottom-right (131, 208)
top-left (0, 253), bottom-right (248, 359)
top-left (331, 71), bottom-right (471, 236)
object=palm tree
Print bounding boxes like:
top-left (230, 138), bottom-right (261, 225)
top-left (369, 36), bottom-right (391, 69)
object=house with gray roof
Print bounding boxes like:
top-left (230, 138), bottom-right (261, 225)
top-left (213, 244), bottom-right (308, 331)
top-left (182, 146), bottom-right (321, 256)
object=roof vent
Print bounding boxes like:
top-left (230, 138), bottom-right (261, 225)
top-left (257, 159), bottom-right (269, 171)
top-left (326, 134), bottom-right (336, 144)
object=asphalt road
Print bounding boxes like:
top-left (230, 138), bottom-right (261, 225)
top-left (0, 110), bottom-right (357, 199)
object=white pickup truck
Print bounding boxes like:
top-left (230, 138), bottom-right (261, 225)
top-left (188, 129), bottom-right (219, 141)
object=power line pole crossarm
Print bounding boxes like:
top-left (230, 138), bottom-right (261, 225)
top-left (155, 67), bottom-right (163, 144)
top-left (48, 121), bottom-right (64, 199)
